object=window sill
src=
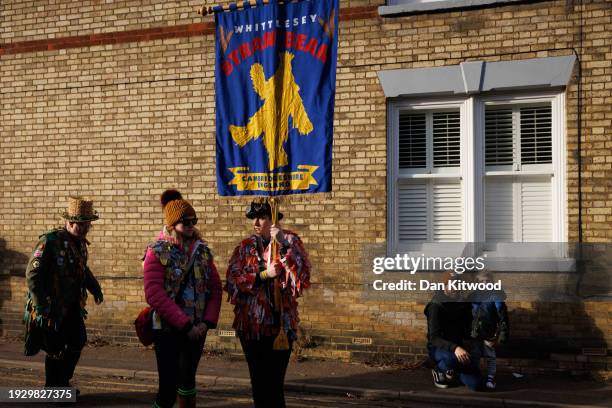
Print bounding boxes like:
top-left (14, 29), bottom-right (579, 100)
top-left (482, 256), bottom-right (576, 272)
top-left (388, 242), bottom-right (576, 273)
top-left (483, 242), bottom-right (575, 272)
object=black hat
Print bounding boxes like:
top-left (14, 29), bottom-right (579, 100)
top-left (246, 201), bottom-right (283, 221)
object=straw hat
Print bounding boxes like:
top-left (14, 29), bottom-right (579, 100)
top-left (61, 196), bottom-right (99, 222)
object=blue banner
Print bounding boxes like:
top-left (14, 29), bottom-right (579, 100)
top-left (215, 0), bottom-right (338, 196)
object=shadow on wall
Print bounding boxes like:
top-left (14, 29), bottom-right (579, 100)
top-left (0, 238), bottom-right (29, 334)
top-left (503, 258), bottom-right (610, 359)
top-left (507, 298), bottom-right (607, 358)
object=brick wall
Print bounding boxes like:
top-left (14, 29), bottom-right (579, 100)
top-left (1, 0), bottom-right (610, 370)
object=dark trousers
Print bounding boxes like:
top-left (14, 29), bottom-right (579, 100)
top-left (240, 336), bottom-right (292, 408)
top-left (429, 345), bottom-right (483, 391)
top-left (44, 309), bottom-right (86, 387)
top-left (153, 329), bottom-right (205, 408)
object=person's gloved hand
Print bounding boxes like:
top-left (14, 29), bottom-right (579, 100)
top-left (270, 224), bottom-right (286, 244)
top-left (266, 261), bottom-right (281, 279)
top-left (94, 292), bottom-right (104, 305)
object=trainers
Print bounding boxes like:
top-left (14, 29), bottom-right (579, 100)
top-left (432, 369), bottom-right (449, 389)
top-left (445, 369), bottom-right (456, 381)
top-left (485, 376), bottom-right (496, 389)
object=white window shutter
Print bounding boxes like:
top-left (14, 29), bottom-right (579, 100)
top-left (485, 177), bottom-right (552, 242)
top-left (520, 106), bottom-right (552, 165)
top-left (398, 182), bottom-right (428, 241)
top-left (520, 178), bottom-right (552, 241)
top-left (432, 182), bottom-right (463, 241)
top-left (398, 113), bottom-right (427, 168)
top-left (485, 108), bottom-right (514, 166)
top-left (485, 179), bottom-right (514, 242)
top-left (432, 111), bottom-right (461, 168)
top-left (396, 108), bottom-right (462, 244)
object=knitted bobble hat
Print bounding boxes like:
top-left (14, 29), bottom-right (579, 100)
top-left (160, 189), bottom-right (196, 227)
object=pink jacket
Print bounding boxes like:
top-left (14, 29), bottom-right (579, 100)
top-left (143, 233), bottom-right (222, 331)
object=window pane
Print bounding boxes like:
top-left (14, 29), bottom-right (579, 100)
top-left (398, 182), bottom-right (428, 241)
top-left (432, 181), bottom-right (463, 241)
top-left (398, 113), bottom-right (426, 168)
top-left (485, 178), bottom-right (514, 242)
top-left (521, 178), bottom-right (552, 241)
top-left (520, 106), bottom-right (552, 165)
top-left (433, 111), bottom-right (460, 168)
top-left (398, 181), bottom-right (463, 242)
top-left (485, 176), bottom-right (552, 242)
top-left (485, 108), bottom-right (514, 165)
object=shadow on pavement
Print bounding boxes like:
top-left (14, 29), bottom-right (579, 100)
top-left (291, 365), bottom-right (611, 405)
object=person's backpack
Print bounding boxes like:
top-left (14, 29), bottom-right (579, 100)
top-left (471, 302), bottom-right (501, 340)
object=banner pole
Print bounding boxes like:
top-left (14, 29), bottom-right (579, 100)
top-left (269, 197), bottom-right (290, 350)
top-left (198, 0), bottom-right (278, 16)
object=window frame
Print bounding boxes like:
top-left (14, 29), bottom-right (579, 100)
top-left (397, 106), bottom-right (463, 177)
top-left (387, 91), bottom-right (567, 258)
top-left (388, 98), bottom-right (469, 255)
top-left (478, 92), bottom-right (567, 245)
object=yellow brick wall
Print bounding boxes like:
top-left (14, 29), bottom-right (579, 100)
top-left (0, 0), bottom-right (381, 42)
top-left (1, 0), bottom-right (610, 363)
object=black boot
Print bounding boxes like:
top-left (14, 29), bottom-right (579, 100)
top-left (45, 354), bottom-right (65, 387)
top-left (63, 351), bottom-right (80, 383)
top-left (63, 351), bottom-right (82, 396)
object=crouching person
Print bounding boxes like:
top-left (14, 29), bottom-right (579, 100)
top-left (425, 272), bottom-right (482, 391)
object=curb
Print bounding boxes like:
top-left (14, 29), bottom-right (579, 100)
top-left (286, 383), bottom-right (608, 408)
top-left (0, 358), bottom-right (606, 408)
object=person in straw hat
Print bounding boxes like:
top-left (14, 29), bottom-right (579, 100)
top-left (24, 196), bottom-right (104, 391)
top-left (143, 190), bottom-right (222, 408)
top-left (225, 200), bottom-right (311, 408)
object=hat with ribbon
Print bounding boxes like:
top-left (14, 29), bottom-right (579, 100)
top-left (245, 200), bottom-right (283, 221)
top-left (61, 196), bottom-right (100, 222)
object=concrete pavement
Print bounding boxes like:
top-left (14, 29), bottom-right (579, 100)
top-left (0, 338), bottom-right (610, 408)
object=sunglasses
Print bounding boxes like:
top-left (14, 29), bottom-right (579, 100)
top-left (178, 217), bottom-right (198, 227)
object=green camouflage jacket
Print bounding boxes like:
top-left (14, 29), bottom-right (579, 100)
top-left (25, 228), bottom-right (102, 325)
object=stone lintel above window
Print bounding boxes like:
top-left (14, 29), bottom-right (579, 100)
top-left (377, 55), bottom-right (576, 98)
top-left (379, 0), bottom-right (544, 17)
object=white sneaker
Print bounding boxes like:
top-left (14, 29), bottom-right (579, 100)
top-left (432, 369), bottom-right (449, 389)
top-left (485, 376), bottom-right (496, 389)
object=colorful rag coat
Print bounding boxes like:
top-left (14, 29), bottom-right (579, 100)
top-left (143, 230), bottom-right (222, 332)
top-left (225, 230), bottom-right (311, 341)
top-left (23, 228), bottom-right (102, 355)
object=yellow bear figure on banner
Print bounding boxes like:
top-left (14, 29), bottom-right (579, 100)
top-left (229, 51), bottom-right (314, 170)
